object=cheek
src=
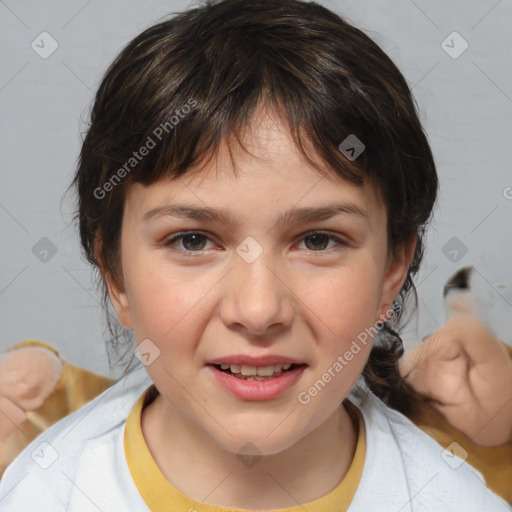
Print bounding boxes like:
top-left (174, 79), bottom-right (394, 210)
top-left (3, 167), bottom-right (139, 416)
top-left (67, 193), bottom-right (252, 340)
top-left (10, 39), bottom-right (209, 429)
top-left (300, 266), bottom-right (381, 394)
top-left (303, 265), bottom-right (382, 341)
top-left (125, 260), bottom-right (215, 340)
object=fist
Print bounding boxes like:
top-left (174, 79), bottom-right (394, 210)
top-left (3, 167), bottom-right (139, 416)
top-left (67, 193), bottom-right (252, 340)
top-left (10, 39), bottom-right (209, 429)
top-left (399, 315), bottom-right (512, 446)
top-left (0, 347), bottom-right (62, 413)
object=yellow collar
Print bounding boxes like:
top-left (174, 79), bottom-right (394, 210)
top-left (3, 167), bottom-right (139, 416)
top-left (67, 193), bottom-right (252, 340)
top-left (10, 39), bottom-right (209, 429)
top-left (124, 386), bottom-right (366, 512)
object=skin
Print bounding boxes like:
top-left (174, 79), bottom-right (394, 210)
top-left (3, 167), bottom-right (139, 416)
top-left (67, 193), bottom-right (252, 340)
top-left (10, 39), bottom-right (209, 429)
top-left (399, 310), bottom-right (512, 446)
top-left (0, 347), bottom-right (62, 419)
top-left (103, 107), bottom-right (415, 508)
top-left (0, 347), bottom-right (62, 474)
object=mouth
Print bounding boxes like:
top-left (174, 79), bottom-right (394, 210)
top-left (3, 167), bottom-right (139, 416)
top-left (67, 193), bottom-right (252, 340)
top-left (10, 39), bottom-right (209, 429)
top-left (208, 363), bottom-right (307, 381)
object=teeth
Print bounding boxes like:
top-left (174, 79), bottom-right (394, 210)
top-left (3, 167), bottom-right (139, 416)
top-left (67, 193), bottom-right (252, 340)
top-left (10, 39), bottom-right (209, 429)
top-left (255, 365), bottom-right (276, 376)
top-left (241, 365), bottom-right (257, 376)
top-left (218, 363), bottom-right (294, 376)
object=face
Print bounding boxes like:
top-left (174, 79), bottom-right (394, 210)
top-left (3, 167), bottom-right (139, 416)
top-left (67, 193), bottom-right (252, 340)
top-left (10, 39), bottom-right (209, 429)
top-left (105, 109), bottom-right (414, 456)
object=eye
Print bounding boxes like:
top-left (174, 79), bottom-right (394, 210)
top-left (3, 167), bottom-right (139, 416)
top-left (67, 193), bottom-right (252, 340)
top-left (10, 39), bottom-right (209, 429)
top-left (163, 231), bottom-right (349, 255)
top-left (298, 232), bottom-right (348, 252)
top-left (163, 232), bottom-right (214, 254)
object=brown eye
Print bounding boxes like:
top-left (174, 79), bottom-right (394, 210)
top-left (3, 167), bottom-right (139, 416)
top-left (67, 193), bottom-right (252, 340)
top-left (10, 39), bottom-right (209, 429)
top-left (300, 232), bottom-right (348, 252)
top-left (163, 230), bottom-right (348, 257)
top-left (304, 233), bottom-right (330, 250)
top-left (164, 232), bottom-right (213, 253)
top-left (181, 233), bottom-right (208, 251)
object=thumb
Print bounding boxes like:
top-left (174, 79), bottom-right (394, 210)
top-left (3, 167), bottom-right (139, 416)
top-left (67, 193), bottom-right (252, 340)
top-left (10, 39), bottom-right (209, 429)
top-left (398, 337), bottom-right (430, 379)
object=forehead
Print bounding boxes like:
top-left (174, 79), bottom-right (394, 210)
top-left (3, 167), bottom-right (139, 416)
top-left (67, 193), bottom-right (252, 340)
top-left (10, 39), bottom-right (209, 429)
top-left (124, 109), bottom-right (385, 225)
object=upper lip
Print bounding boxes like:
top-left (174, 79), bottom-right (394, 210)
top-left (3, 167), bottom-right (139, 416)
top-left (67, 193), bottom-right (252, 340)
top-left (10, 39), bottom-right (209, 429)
top-left (207, 355), bottom-right (306, 366)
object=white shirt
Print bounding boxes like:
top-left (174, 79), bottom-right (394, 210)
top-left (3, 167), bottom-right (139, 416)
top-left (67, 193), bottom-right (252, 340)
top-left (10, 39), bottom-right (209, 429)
top-left (0, 366), bottom-right (509, 511)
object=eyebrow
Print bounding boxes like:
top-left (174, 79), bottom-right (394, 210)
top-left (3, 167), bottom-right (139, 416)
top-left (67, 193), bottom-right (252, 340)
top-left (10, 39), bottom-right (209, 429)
top-left (143, 202), bottom-right (369, 229)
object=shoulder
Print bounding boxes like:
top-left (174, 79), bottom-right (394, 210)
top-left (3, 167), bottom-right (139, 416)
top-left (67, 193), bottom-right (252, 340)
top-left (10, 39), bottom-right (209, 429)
top-left (347, 380), bottom-right (511, 511)
top-left (0, 367), bottom-right (152, 510)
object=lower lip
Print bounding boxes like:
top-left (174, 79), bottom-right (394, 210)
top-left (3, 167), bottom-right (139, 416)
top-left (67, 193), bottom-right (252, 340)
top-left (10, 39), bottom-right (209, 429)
top-left (208, 365), bottom-right (307, 401)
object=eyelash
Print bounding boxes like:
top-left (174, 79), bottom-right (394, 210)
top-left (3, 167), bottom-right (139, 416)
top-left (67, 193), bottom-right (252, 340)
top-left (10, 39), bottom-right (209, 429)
top-left (162, 231), bottom-right (349, 256)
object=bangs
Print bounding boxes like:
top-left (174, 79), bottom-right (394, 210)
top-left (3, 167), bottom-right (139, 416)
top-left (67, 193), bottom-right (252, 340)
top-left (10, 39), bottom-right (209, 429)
top-left (93, 54), bottom-right (369, 194)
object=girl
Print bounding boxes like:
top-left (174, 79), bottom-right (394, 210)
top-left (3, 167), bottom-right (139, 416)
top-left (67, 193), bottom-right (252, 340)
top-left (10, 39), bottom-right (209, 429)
top-left (0, 0), bottom-right (509, 509)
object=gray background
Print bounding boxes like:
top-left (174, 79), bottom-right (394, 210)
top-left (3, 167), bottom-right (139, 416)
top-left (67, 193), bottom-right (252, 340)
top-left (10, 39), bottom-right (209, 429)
top-left (1, 0), bottom-right (511, 379)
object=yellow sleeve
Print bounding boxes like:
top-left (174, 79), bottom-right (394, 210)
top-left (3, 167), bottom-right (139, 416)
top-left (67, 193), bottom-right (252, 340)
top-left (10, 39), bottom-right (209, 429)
top-left (409, 340), bottom-right (512, 504)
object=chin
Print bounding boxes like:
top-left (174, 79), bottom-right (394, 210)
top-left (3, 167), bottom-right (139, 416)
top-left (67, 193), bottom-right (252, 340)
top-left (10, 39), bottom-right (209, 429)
top-left (213, 426), bottom-right (303, 458)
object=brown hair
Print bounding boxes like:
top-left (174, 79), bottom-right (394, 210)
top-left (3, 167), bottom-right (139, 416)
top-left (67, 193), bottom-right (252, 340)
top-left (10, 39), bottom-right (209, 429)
top-left (71, 0), bottom-right (438, 416)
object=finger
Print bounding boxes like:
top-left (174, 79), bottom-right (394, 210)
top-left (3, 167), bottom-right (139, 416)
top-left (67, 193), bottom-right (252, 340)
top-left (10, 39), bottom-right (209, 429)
top-left (399, 331), bottom-right (461, 378)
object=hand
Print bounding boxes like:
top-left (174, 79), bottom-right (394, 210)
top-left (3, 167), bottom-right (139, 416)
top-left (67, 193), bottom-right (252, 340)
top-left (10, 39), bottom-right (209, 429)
top-left (0, 347), bottom-right (62, 413)
top-left (399, 315), bottom-right (512, 446)
top-left (0, 396), bottom-right (27, 443)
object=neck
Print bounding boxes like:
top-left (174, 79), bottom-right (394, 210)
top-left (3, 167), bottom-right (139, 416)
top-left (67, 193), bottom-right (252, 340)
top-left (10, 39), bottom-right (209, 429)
top-left (141, 394), bottom-right (359, 509)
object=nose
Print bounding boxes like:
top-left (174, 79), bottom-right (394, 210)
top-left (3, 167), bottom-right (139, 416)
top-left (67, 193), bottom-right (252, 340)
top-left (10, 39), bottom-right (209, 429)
top-left (219, 253), bottom-right (294, 338)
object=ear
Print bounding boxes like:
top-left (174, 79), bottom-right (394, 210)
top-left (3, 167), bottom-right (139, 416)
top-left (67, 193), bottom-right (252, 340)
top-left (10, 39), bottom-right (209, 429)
top-left (94, 237), bottom-right (133, 329)
top-left (377, 232), bottom-right (417, 321)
